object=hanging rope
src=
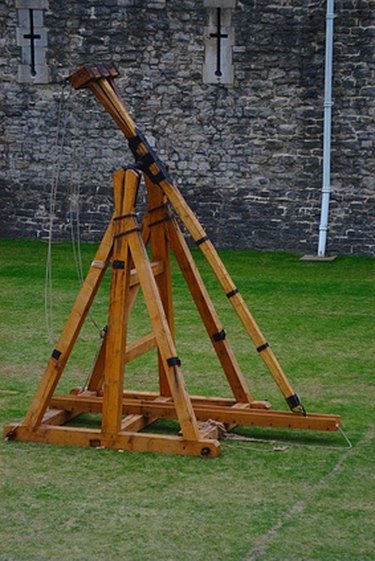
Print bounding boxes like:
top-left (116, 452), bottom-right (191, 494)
top-left (45, 80), bottom-right (104, 342)
top-left (69, 139), bottom-right (85, 283)
top-left (45, 81), bottom-right (71, 343)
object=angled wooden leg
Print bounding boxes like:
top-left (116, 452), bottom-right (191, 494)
top-left (127, 225), bottom-right (201, 442)
top-left (86, 331), bottom-right (107, 393)
top-left (101, 169), bottom-right (139, 436)
top-left (145, 176), bottom-right (174, 397)
top-left (23, 222), bottom-right (114, 429)
top-left (165, 215), bottom-right (252, 404)
top-left (86, 286), bottom-right (138, 393)
top-left (156, 182), bottom-right (303, 410)
top-left (87, 217), bottom-right (151, 394)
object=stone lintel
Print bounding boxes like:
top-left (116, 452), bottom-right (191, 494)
top-left (204, 0), bottom-right (236, 7)
top-left (16, 0), bottom-right (48, 9)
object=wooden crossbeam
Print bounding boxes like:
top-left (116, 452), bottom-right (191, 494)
top-left (47, 393), bottom-right (341, 432)
top-left (124, 334), bottom-right (157, 363)
top-left (68, 389), bottom-right (270, 409)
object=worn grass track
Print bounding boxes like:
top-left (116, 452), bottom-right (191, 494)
top-left (0, 239), bottom-right (374, 561)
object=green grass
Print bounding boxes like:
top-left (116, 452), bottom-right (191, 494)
top-left (1, 239), bottom-right (374, 561)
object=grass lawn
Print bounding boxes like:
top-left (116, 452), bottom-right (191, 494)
top-left (0, 238), bottom-right (374, 561)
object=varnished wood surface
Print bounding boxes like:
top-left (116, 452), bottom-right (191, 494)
top-left (48, 393), bottom-right (340, 432)
top-left (3, 423), bottom-right (221, 458)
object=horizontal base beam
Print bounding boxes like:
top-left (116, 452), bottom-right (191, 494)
top-left (3, 423), bottom-right (220, 458)
top-left (50, 392), bottom-right (340, 432)
top-left (3, 392), bottom-right (340, 457)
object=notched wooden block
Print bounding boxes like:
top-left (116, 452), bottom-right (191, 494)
top-left (68, 62), bottom-right (119, 89)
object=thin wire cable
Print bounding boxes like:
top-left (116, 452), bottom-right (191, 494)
top-left (45, 83), bottom-right (72, 343)
top-left (338, 425), bottom-right (353, 450)
top-left (223, 424), bottom-right (353, 453)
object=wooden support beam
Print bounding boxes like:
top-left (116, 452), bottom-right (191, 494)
top-left (69, 389), bottom-right (268, 411)
top-left (120, 415), bottom-right (150, 433)
top-left (22, 222), bottom-right (114, 430)
top-left (40, 408), bottom-right (77, 426)
top-left (49, 394), bottom-right (340, 432)
top-left (3, 424), bottom-right (220, 457)
top-left (124, 333), bottom-right (157, 363)
top-left (127, 224), bottom-right (201, 442)
top-left (101, 169), bottom-right (139, 436)
top-left (157, 181), bottom-right (301, 407)
top-left (87, 261), bottom-right (163, 394)
top-left (129, 261), bottom-right (164, 287)
top-left (145, 176), bottom-right (174, 397)
top-left (165, 215), bottom-right (252, 404)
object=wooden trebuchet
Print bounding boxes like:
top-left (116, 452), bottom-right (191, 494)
top-left (69, 62), bottom-right (305, 414)
top-left (2, 63), bottom-right (341, 458)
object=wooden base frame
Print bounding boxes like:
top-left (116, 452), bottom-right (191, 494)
top-left (3, 64), bottom-right (341, 457)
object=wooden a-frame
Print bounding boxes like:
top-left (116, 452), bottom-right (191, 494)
top-left (3, 63), bottom-right (341, 457)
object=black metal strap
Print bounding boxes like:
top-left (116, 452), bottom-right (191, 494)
top-left (226, 288), bottom-right (239, 299)
top-left (128, 134), bottom-right (143, 152)
top-left (114, 226), bottom-right (142, 239)
top-left (147, 169), bottom-right (166, 184)
top-left (128, 128), bottom-right (172, 185)
top-left (5, 425), bottom-right (19, 441)
top-left (286, 393), bottom-right (301, 409)
top-left (167, 357), bottom-right (181, 367)
top-left (256, 342), bottom-right (269, 353)
top-left (113, 212), bottom-right (137, 221)
top-left (148, 203), bottom-right (168, 214)
top-left (138, 152), bottom-right (155, 168)
top-left (196, 236), bottom-right (209, 247)
top-left (52, 349), bottom-right (61, 360)
top-left (112, 260), bottom-right (125, 269)
top-left (149, 215), bottom-right (172, 228)
top-left (212, 329), bottom-right (226, 342)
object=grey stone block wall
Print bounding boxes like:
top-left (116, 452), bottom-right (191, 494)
top-left (0, 0), bottom-right (374, 255)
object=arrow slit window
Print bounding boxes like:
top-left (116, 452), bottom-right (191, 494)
top-left (16, 0), bottom-right (49, 84)
top-left (203, 1), bottom-right (235, 85)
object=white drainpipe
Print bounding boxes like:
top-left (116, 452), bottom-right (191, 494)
top-left (318, 0), bottom-right (335, 257)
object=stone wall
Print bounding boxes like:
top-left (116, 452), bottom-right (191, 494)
top-left (0, 0), bottom-right (374, 255)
